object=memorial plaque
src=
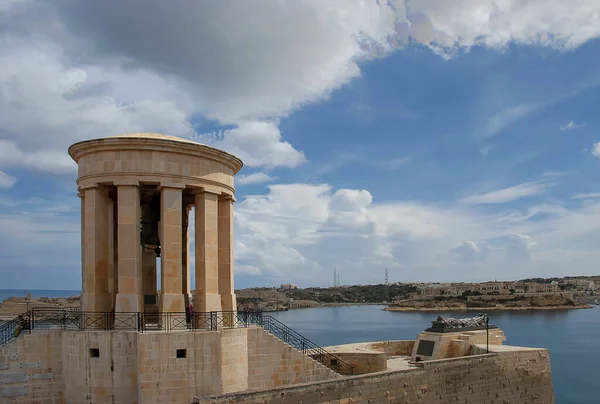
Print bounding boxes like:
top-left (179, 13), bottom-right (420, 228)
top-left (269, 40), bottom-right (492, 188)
top-left (20, 362), bottom-right (40, 369)
top-left (416, 340), bottom-right (436, 357)
top-left (0, 363), bottom-right (8, 370)
top-left (2, 386), bottom-right (27, 397)
top-left (33, 373), bottom-right (54, 380)
top-left (0, 372), bottom-right (27, 384)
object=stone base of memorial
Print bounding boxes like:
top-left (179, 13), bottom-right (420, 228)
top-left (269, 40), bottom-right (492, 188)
top-left (411, 315), bottom-right (506, 361)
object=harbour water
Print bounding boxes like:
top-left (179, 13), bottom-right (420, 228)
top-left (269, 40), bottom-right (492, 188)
top-left (1, 290), bottom-right (596, 403)
top-left (270, 305), bottom-right (600, 404)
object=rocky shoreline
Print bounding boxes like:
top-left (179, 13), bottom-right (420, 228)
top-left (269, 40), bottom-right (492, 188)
top-left (384, 304), bottom-right (592, 312)
top-left (0, 295), bottom-right (80, 320)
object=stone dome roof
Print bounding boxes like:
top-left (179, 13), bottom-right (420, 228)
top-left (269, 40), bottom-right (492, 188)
top-left (108, 132), bottom-right (203, 145)
top-left (68, 132), bottom-right (243, 173)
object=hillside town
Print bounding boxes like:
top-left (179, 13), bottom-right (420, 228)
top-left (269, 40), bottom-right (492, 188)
top-left (234, 276), bottom-right (598, 311)
top-left (407, 277), bottom-right (597, 300)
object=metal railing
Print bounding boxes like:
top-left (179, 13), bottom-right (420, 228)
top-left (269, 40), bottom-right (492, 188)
top-left (25, 308), bottom-right (258, 332)
top-left (0, 312), bottom-right (31, 346)
top-left (1, 309), bottom-right (352, 375)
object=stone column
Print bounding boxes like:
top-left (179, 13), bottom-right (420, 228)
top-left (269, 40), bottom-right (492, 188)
top-left (159, 185), bottom-right (186, 314)
top-left (112, 200), bottom-right (119, 311)
top-left (78, 191), bottom-right (85, 312)
top-left (182, 206), bottom-right (191, 297)
top-left (82, 186), bottom-right (111, 314)
top-left (107, 198), bottom-right (115, 310)
top-left (115, 183), bottom-right (143, 313)
top-left (218, 195), bottom-right (236, 319)
top-left (193, 190), bottom-right (221, 316)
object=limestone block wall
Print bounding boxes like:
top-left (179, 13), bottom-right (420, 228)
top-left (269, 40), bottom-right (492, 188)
top-left (413, 329), bottom-right (506, 361)
top-left (64, 331), bottom-right (139, 403)
top-left (201, 349), bottom-right (554, 404)
top-left (369, 340), bottom-right (414, 356)
top-left (137, 331), bottom-right (222, 403)
top-left (220, 328), bottom-right (249, 393)
top-left (318, 351), bottom-right (387, 375)
top-left (318, 340), bottom-right (416, 375)
top-left (1, 326), bottom-right (341, 403)
top-left (246, 327), bottom-right (340, 391)
top-left (0, 331), bottom-right (64, 403)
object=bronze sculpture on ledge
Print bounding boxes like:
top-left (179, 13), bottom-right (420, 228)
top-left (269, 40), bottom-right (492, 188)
top-left (425, 313), bottom-right (496, 333)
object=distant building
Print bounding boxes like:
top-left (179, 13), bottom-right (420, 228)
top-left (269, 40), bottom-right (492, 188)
top-left (280, 284), bottom-right (298, 290)
top-left (416, 280), bottom-right (562, 297)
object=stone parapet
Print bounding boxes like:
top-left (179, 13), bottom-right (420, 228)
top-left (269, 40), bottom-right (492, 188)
top-left (200, 348), bottom-right (554, 404)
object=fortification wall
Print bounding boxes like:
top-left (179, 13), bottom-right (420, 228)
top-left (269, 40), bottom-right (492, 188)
top-left (0, 326), bottom-right (339, 403)
top-left (200, 349), bottom-right (554, 404)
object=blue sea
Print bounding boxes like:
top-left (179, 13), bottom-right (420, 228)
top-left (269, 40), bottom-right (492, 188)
top-left (1, 290), bottom-right (596, 403)
top-left (270, 305), bottom-right (600, 404)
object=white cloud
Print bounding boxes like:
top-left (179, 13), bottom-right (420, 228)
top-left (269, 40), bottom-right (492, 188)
top-left (592, 142), bottom-right (600, 157)
top-left (560, 120), bottom-right (585, 130)
top-left (486, 103), bottom-right (540, 137)
top-left (0, 171), bottom-right (16, 189)
top-left (485, 79), bottom-right (600, 137)
top-left (387, 157), bottom-right (410, 169)
top-left (405, 0), bottom-right (600, 55)
top-left (233, 182), bottom-right (600, 285)
top-left (572, 192), bottom-right (600, 200)
top-left (2, 0), bottom-right (600, 173)
top-left (237, 172), bottom-right (278, 186)
top-left (197, 122), bottom-right (306, 169)
top-left (460, 182), bottom-right (549, 205)
top-left (0, 140), bottom-right (76, 174)
top-left (50, 0), bottom-right (399, 123)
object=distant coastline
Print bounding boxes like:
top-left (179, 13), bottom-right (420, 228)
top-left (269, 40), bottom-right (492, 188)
top-left (384, 305), bottom-right (592, 312)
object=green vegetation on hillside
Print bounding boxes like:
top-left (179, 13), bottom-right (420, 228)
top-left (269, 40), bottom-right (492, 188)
top-left (285, 284), bottom-right (418, 303)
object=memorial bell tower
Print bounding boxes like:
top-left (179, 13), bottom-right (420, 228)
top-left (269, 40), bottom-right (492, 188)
top-left (68, 133), bottom-right (243, 316)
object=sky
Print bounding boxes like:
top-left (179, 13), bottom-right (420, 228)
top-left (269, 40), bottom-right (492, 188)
top-left (1, 0), bottom-right (600, 290)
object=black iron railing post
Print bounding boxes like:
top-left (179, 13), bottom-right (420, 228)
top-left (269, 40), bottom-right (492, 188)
top-left (486, 314), bottom-right (489, 354)
top-left (28, 310), bottom-right (33, 333)
top-left (210, 312), bottom-right (216, 331)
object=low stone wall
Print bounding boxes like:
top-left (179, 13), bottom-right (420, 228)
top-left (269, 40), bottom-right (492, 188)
top-left (316, 351), bottom-right (387, 375)
top-left (369, 340), bottom-right (414, 356)
top-left (200, 348), bottom-right (554, 404)
top-left (317, 340), bottom-right (415, 375)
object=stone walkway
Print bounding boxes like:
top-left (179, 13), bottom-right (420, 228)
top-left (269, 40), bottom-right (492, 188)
top-left (386, 356), bottom-right (417, 371)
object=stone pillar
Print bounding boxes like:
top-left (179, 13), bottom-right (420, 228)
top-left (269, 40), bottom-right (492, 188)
top-left (78, 191), bottom-right (85, 312)
top-left (115, 183), bottom-right (143, 313)
top-left (159, 185), bottom-right (186, 314)
top-left (112, 200), bottom-right (119, 311)
top-left (194, 190), bottom-right (221, 315)
top-left (218, 195), bottom-right (236, 318)
top-left (142, 247), bottom-right (158, 313)
top-left (182, 206), bottom-right (191, 297)
top-left (107, 198), bottom-right (115, 310)
top-left (82, 186), bottom-right (111, 313)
